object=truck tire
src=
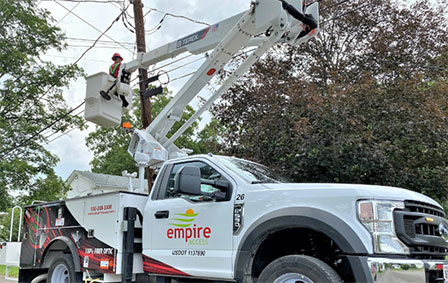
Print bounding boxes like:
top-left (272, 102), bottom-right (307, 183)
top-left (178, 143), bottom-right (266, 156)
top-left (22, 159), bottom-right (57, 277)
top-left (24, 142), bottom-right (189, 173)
top-left (48, 254), bottom-right (82, 283)
top-left (257, 255), bottom-right (343, 283)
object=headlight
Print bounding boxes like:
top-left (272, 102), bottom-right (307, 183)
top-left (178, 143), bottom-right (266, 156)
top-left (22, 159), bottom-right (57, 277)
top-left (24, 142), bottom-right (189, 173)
top-left (358, 200), bottom-right (409, 254)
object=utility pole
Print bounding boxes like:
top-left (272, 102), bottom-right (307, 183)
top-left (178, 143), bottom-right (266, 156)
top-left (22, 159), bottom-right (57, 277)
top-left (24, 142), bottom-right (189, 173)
top-left (131, 0), bottom-right (155, 192)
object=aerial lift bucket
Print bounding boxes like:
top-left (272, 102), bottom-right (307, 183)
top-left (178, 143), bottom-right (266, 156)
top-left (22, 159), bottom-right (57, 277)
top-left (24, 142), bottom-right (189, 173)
top-left (84, 71), bottom-right (133, 127)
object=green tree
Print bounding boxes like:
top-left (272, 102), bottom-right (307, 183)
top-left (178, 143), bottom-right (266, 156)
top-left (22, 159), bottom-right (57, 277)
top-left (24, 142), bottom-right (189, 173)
top-left (18, 171), bottom-right (68, 205)
top-left (0, 0), bottom-right (84, 210)
top-left (86, 90), bottom-right (203, 175)
top-left (212, 0), bottom-right (448, 201)
top-left (196, 119), bottom-right (227, 155)
top-left (0, 172), bottom-right (67, 242)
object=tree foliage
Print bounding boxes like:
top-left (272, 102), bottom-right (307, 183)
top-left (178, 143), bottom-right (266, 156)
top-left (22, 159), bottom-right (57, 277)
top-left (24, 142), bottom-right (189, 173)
top-left (0, 172), bottom-right (68, 241)
top-left (0, 0), bottom-right (85, 210)
top-left (212, 0), bottom-right (448, 201)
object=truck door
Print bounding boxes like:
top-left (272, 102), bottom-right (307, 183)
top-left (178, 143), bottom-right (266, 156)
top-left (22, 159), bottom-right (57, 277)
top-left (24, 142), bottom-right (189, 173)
top-left (144, 160), bottom-right (235, 280)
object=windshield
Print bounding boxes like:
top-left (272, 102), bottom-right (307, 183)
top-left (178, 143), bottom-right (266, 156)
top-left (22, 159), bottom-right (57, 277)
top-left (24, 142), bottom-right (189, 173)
top-left (216, 156), bottom-right (291, 184)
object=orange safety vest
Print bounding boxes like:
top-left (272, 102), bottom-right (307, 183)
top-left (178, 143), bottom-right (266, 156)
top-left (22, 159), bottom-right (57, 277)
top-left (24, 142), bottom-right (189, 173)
top-left (109, 62), bottom-right (121, 78)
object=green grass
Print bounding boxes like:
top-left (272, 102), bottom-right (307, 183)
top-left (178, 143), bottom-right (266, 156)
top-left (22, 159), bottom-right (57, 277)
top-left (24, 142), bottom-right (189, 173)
top-left (0, 265), bottom-right (19, 278)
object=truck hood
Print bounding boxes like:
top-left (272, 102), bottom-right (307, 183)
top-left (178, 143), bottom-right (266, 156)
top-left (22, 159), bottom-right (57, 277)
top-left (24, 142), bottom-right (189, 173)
top-left (260, 183), bottom-right (441, 208)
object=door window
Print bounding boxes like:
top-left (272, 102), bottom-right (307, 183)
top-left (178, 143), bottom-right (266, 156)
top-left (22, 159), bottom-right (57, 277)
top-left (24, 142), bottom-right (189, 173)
top-left (164, 161), bottom-right (229, 201)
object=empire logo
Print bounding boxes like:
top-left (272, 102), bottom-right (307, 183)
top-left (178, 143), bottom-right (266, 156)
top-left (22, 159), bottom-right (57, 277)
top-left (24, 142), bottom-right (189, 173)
top-left (166, 209), bottom-right (211, 245)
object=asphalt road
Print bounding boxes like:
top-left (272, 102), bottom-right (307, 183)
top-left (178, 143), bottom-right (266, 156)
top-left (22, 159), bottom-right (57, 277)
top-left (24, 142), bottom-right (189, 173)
top-left (0, 275), bottom-right (17, 283)
top-left (376, 269), bottom-right (425, 283)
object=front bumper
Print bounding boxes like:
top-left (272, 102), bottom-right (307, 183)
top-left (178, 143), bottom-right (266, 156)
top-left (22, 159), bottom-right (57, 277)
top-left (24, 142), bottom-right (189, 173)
top-left (366, 257), bottom-right (447, 283)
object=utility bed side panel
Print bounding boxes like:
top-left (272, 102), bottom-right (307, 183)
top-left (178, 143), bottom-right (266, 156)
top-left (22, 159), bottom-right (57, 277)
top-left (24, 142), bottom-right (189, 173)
top-left (66, 192), bottom-right (121, 249)
top-left (20, 192), bottom-right (148, 276)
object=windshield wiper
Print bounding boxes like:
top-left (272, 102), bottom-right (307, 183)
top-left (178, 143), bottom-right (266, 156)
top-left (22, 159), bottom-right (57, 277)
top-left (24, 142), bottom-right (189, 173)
top-left (251, 180), bottom-right (277, 184)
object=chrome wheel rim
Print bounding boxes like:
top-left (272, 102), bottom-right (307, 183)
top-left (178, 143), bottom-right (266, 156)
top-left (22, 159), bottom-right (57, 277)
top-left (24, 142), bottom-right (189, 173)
top-left (274, 273), bottom-right (314, 283)
top-left (51, 264), bottom-right (69, 283)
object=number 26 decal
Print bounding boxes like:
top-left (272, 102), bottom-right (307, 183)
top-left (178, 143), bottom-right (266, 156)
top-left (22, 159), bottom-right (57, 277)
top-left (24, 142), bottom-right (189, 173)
top-left (236, 194), bottom-right (245, 201)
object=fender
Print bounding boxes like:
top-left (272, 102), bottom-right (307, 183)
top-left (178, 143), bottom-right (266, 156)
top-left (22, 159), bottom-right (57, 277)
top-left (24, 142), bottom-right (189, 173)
top-left (234, 207), bottom-right (371, 283)
top-left (41, 236), bottom-right (81, 272)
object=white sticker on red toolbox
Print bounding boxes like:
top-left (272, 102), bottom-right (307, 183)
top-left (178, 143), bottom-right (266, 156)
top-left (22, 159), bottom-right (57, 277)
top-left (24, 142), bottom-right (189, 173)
top-left (83, 256), bottom-right (89, 268)
top-left (100, 260), bottom-right (109, 269)
top-left (55, 218), bottom-right (65, 226)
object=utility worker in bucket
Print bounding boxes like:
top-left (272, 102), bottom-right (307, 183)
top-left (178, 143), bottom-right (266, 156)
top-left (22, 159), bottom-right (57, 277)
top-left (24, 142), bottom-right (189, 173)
top-left (110, 53), bottom-right (123, 78)
top-left (99, 53), bottom-right (129, 108)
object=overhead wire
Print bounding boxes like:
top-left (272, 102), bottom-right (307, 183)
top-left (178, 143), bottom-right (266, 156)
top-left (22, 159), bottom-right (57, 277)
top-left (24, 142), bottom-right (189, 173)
top-left (115, 0), bottom-right (135, 33)
top-left (163, 56), bottom-right (205, 74)
top-left (41, 54), bottom-right (111, 63)
top-left (143, 7), bottom-right (210, 27)
top-left (66, 37), bottom-right (135, 47)
top-left (46, 127), bottom-right (78, 144)
top-left (130, 46), bottom-right (258, 88)
top-left (0, 102), bottom-right (86, 159)
top-left (170, 72), bottom-right (196, 83)
top-left (54, 0), bottom-right (134, 53)
top-left (56, 2), bottom-right (80, 25)
top-left (65, 4), bottom-right (132, 65)
top-left (129, 54), bottom-right (205, 88)
top-left (43, 110), bottom-right (85, 143)
top-left (66, 44), bottom-right (133, 49)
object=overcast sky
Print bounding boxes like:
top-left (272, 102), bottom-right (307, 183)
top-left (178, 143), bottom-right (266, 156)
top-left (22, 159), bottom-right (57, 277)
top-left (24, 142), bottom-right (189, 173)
top-left (40, 0), bottom-right (248, 179)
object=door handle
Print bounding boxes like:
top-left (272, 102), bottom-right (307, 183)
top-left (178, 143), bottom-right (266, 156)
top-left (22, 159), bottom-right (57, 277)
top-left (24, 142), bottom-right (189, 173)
top-left (155, 210), bottom-right (169, 219)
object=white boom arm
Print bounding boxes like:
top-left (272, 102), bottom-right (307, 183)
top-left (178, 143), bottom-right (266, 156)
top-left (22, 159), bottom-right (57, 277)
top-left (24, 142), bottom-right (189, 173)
top-left (85, 0), bottom-right (320, 168)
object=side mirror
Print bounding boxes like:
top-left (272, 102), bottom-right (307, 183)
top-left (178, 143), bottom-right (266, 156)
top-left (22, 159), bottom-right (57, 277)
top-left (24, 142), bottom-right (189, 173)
top-left (174, 166), bottom-right (201, 196)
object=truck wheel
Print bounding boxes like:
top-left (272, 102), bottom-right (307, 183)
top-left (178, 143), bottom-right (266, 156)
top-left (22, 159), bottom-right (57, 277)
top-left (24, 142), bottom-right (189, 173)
top-left (48, 254), bottom-right (82, 283)
top-left (257, 255), bottom-right (342, 283)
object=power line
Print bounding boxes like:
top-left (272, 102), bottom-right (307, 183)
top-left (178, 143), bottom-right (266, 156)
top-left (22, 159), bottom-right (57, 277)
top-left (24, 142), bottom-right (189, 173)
top-left (46, 127), bottom-right (78, 144)
top-left (130, 47), bottom-right (257, 87)
top-left (66, 44), bottom-right (132, 49)
top-left (54, 0), bottom-right (134, 53)
top-left (143, 7), bottom-right (210, 27)
top-left (130, 54), bottom-right (205, 88)
top-left (66, 37), bottom-right (135, 46)
top-left (121, 1), bottom-right (135, 33)
top-left (56, 2), bottom-right (80, 24)
top-left (64, 4), bottom-right (131, 66)
top-left (0, 102), bottom-right (85, 159)
top-left (152, 54), bottom-right (195, 73)
top-left (43, 110), bottom-right (85, 143)
top-left (170, 72), bottom-right (195, 83)
top-left (41, 54), bottom-right (111, 63)
top-left (163, 56), bottom-right (204, 74)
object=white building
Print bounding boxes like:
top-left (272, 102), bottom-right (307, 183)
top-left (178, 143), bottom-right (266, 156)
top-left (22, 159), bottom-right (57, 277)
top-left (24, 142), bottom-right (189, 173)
top-left (66, 170), bottom-right (149, 199)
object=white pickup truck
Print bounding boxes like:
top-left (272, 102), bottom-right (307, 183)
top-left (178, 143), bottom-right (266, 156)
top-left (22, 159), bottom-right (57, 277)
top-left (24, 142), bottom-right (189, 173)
top-left (16, 154), bottom-right (448, 283)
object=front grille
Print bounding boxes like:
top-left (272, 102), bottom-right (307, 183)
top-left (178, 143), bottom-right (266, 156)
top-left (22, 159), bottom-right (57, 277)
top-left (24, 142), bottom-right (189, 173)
top-left (404, 218), bottom-right (415, 237)
top-left (415, 223), bottom-right (440, 237)
top-left (405, 200), bottom-right (445, 217)
top-left (394, 201), bottom-right (448, 259)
